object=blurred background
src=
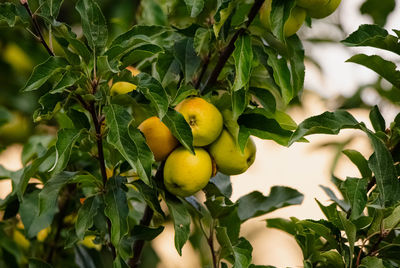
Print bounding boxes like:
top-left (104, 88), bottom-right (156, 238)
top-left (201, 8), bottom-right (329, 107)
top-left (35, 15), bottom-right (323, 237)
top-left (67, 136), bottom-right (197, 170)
top-left (1, 0), bottom-right (399, 267)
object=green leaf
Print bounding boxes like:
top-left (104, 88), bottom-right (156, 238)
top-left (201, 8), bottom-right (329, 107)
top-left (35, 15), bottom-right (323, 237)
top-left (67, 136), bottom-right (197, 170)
top-left (232, 89), bottom-right (247, 120)
top-left (264, 47), bottom-right (293, 104)
top-left (216, 227), bottom-right (253, 268)
top-left (346, 54), bottom-right (400, 88)
top-left (75, 195), bottom-right (102, 239)
top-left (369, 105), bottom-right (386, 132)
top-left (0, 2), bottom-right (28, 27)
top-left (362, 126), bottom-right (400, 206)
top-left (194, 28), bottom-right (211, 57)
top-left (359, 256), bottom-right (385, 268)
top-left (39, 0), bottom-right (64, 20)
top-left (342, 24), bottom-right (400, 55)
top-left (132, 180), bottom-right (165, 217)
top-left (289, 110), bottom-right (360, 146)
top-left (210, 173), bottom-right (232, 198)
top-left (164, 193), bottom-right (191, 255)
top-left (298, 220), bottom-right (339, 250)
top-left (360, 0), bottom-right (395, 26)
top-left (174, 38), bottom-right (201, 84)
top-left (237, 186), bottom-right (304, 221)
top-left (39, 172), bottom-right (77, 217)
top-left (104, 177), bottom-right (129, 247)
top-left (75, 0), bottom-right (108, 52)
top-left (266, 218), bottom-right (297, 235)
top-left (213, 0), bottom-right (235, 38)
top-left (19, 189), bottom-right (57, 238)
top-left (287, 35), bottom-right (305, 97)
top-left (51, 71), bottom-right (83, 94)
top-left (238, 110), bottom-right (294, 148)
top-left (340, 177), bottom-right (368, 220)
top-left (22, 57), bottom-right (68, 92)
top-left (132, 225), bottom-right (164, 241)
top-left (162, 109), bottom-right (194, 154)
top-left (50, 128), bottom-right (84, 175)
top-left (28, 258), bottom-right (53, 268)
top-left (0, 106), bottom-right (11, 128)
top-left (232, 34), bottom-right (253, 92)
top-left (342, 149), bottom-right (372, 179)
top-left (0, 228), bottom-right (23, 263)
top-left (270, 0), bottom-right (296, 41)
top-left (184, 0), bottom-right (204, 17)
top-left (105, 104), bottom-right (153, 184)
top-left (319, 185), bottom-right (350, 212)
top-left (338, 212), bottom-right (356, 267)
top-left (136, 73), bottom-right (169, 119)
top-left (250, 87), bottom-right (276, 114)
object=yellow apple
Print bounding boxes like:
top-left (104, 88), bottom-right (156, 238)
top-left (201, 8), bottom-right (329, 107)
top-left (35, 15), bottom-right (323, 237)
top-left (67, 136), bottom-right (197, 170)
top-left (138, 116), bottom-right (179, 161)
top-left (0, 111), bottom-right (31, 143)
top-left (2, 43), bottom-right (33, 73)
top-left (164, 147), bottom-right (212, 197)
top-left (37, 226), bottom-right (51, 242)
top-left (175, 97), bottom-right (223, 146)
top-left (297, 0), bottom-right (329, 9)
top-left (80, 235), bottom-right (102, 251)
top-left (110, 81), bottom-right (137, 95)
top-left (13, 230), bottom-right (30, 250)
top-left (306, 0), bottom-right (341, 18)
top-left (259, 0), bottom-right (306, 37)
top-left (208, 130), bottom-right (256, 175)
top-left (109, 66), bottom-right (140, 95)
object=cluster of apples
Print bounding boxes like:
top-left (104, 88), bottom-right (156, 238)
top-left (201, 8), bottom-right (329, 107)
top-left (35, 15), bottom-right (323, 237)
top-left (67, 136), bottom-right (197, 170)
top-left (138, 97), bottom-right (256, 197)
top-left (260, 0), bottom-right (342, 37)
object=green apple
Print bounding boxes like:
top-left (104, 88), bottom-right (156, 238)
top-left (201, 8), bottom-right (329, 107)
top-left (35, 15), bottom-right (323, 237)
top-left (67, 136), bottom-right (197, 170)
top-left (296, 0), bottom-right (329, 9)
top-left (175, 97), bottom-right (223, 146)
top-left (307, 0), bottom-right (341, 19)
top-left (208, 130), bottom-right (256, 175)
top-left (259, 0), bottom-right (306, 37)
top-left (164, 147), bottom-right (212, 197)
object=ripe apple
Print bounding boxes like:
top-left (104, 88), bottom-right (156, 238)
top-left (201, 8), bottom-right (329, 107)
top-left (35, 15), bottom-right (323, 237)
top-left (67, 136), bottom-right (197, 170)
top-left (306, 0), bottom-right (341, 18)
top-left (110, 66), bottom-right (140, 95)
top-left (259, 0), bottom-right (306, 37)
top-left (208, 130), bottom-right (256, 175)
top-left (296, 0), bottom-right (329, 9)
top-left (0, 111), bottom-right (31, 144)
top-left (138, 116), bottom-right (179, 161)
top-left (175, 97), bottom-right (223, 146)
top-left (164, 147), bottom-right (212, 197)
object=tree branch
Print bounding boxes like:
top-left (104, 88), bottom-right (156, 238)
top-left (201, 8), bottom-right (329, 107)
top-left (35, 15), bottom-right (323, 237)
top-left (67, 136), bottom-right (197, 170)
top-left (20, 0), bottom-right (55, 57)
top-left (201, 0), bottom-right (265, 93)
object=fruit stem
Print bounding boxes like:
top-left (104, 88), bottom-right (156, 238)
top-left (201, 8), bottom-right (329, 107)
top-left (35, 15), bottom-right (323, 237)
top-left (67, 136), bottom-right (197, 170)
top-left (20, 0), bottom-right (55, 57)
top-left (201, 0), bottom-right (265, 93)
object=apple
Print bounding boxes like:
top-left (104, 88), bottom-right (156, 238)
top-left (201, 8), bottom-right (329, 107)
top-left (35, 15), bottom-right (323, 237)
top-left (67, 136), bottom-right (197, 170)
top-left (110, 66), bottom-right (140, 95)
top-left (259, 0), bottom-right (306, 37)
top-left (175, 97), bottom-right (223, 146)
top-left (307, 0), bottom-right (341, 18)
top-left (164, 147), bottom-right (212, 197)
top-left (208, 129), bottom-right (256, 175)
top-left (296, 0), bottom-right (329, 9)
top-left (138, 116), bottom-right (179, 161)
top-left (37, 226), bottom-right (51, 242)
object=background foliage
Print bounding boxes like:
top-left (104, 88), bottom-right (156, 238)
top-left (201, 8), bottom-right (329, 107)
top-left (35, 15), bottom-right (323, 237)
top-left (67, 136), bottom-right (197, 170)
top-left (0, 0), bottom-right (400, 267)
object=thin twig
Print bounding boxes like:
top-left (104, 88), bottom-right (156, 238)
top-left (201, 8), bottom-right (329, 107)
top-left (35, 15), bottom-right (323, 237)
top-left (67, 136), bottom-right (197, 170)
top-left (201, 0), bottom-right (265, 93)
top-left (20, 0), bottom-right (55, 56)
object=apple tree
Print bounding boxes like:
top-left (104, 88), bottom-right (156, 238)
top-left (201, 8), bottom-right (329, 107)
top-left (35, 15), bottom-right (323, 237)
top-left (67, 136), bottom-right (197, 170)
top-left (0, 0), bottom-right (399, 267)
